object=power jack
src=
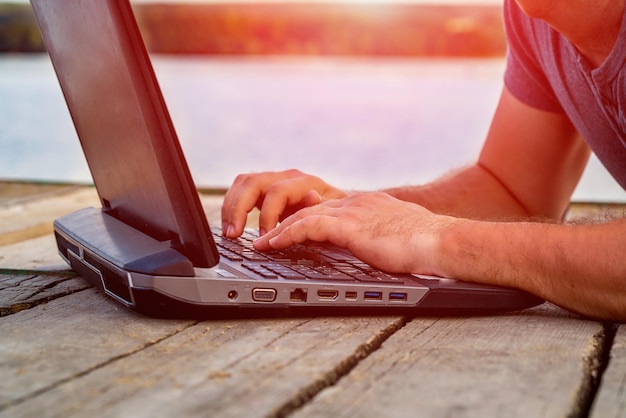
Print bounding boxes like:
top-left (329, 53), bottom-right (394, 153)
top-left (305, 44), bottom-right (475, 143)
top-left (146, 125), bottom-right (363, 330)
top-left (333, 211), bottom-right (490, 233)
top-left (227, 290), bottom-right (238, 300)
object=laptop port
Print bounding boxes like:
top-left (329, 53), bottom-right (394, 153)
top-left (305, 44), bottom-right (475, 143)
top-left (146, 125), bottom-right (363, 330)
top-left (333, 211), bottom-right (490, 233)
top-left (389, 292), bottom-right (408, 302)
top-left (345, 291), bottom-right (358, 300)
top-left (317, 289), bottom-right (339, 300)
top-left (364, 291), bottom-right (382, 301)
top-left (252, 288), bottom-right (277, 302)
top-left (290, 288), bottom-right (308, 302)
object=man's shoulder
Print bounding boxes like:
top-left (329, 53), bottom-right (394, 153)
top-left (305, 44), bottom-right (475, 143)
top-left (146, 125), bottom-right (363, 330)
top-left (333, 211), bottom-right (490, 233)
top-left (502, 0), bottom-right (563, 113)
top-left (503, 0), bottom-right (549, 46)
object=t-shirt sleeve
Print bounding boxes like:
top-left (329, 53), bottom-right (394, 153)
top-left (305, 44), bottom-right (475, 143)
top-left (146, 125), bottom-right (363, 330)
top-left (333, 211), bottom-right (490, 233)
top-left (502, 0), bottom-right (563, 113)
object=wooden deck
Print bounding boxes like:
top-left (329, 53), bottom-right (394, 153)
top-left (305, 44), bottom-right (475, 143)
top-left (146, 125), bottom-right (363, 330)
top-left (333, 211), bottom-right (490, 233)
top-left (1, 181), bottom-right (624, 417)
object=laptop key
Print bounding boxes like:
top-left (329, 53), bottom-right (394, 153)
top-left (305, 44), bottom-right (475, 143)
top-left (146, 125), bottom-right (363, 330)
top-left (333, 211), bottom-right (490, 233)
top-left (262, 263), bottom-right (307, 280)
top-left (290, 265), bottom-right (354, 281)
top-left (241, 250), bottom-right (268, 262)
top-left (242, 262), bottom-right (279, 279)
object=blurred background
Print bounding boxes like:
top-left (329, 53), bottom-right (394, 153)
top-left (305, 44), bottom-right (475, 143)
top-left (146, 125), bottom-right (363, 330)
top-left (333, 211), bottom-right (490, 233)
top-left (0, 0), bottom-right (624, 201)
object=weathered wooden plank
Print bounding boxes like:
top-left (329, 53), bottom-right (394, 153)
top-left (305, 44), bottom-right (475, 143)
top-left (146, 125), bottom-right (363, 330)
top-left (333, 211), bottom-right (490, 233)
top-left (566, 202), bottom-right (626, 222)
top-left (0, 289), bottom-right (195, 412)
top-left (0, 235), bottom-right (68, 271)
top-left (590, 324), bottom-right (626, 418)
top-left (292, 303), bottom-right (606, 418)
top-left (0, 288), bottom-right (405, 418)
top-left (0, 187), bottom-right (100, 246)
top-left (0, 183), bottom-right (97, 270)
top-left (0, 181), bottom-right (78, 207)
top-left (0, 270), bottom-right (88, 316)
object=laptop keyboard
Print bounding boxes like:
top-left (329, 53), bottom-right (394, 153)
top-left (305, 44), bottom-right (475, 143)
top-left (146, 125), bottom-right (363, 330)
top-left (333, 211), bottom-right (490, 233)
top-left (211, 229), bottom-right (405, 284)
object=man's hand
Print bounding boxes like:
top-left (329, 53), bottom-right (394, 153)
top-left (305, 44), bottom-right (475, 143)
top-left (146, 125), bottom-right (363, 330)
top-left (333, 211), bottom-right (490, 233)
top-left (253, 192), bottom-right (454, 275)
top-left (221, 169), bottom-right (348, 238)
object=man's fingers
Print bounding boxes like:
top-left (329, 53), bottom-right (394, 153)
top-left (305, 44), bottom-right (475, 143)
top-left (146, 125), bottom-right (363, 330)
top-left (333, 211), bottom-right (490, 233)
top-left (222, 174), bottom-right (266, 237)
top-left (222, 169), bottom-right (346, 239)
top-left (255, 215), bottom-right (332, 250)
top-left (257, 181), bottom-right (326, 235)
top-left (305, 189), bottom-right (323, 206)
top-left (222, 171), bottom-right (295, 237)
top-left (254, 202), bottom-right (349, 251)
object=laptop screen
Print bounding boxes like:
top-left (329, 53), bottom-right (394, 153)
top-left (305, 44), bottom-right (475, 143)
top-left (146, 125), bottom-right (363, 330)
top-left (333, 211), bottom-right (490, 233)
top-left (31, 0), bottom-right (219, 267)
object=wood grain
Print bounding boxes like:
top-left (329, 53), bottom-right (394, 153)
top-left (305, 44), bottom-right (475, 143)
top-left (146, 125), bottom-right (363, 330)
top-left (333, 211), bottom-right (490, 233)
top-left (293, 303), bottom-right (606, 417)
top-left (0, 288), bottom-right (404, 417)
top-left (0, 187), bottom-right (100, 246)
top-left (0, 289), bottom-right (195, 412)
top-left (0, 182), bottom-right (78, 207)
top-left (0, 270), bottom-right (87, 316)
top-left (0, 235), bottom-right (69, 271)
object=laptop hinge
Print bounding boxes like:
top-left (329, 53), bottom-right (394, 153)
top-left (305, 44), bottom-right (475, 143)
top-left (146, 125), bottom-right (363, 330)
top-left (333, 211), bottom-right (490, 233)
top-left (54, 207), bottom-right (195, 277)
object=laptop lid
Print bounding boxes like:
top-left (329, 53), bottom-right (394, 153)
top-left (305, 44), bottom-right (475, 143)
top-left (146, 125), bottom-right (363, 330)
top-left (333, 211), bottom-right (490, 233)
top-left (30, 0), bottom-right (219, 268)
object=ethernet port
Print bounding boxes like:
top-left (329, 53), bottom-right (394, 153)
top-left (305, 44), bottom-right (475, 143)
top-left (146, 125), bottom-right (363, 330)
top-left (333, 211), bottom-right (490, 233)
top-left (290, 288), bottom-right (308, 302)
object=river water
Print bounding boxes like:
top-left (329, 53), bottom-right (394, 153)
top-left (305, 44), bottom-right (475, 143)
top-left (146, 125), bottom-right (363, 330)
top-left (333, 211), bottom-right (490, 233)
top-left (1, 54), bottom-right (623, 202)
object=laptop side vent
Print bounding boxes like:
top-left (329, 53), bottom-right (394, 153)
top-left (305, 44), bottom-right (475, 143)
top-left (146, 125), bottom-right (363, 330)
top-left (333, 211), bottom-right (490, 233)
top-left (54, 230), bottom-right (79, 262)
top-left (81, 252), bottom-right (134, 306)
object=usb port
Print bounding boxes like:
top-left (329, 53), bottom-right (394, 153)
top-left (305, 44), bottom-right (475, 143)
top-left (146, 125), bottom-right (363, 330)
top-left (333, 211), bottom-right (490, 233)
top-left (389, 292), bottom-right (408, 302)
top-left (364, 291), bottom-right (382, 301)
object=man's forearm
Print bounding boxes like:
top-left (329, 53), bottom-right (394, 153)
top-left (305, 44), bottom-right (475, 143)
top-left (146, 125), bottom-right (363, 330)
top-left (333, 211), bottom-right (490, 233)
top-left (434, 216), bottom-right (626, 320)
top-left (383, 164), bottom-right (542, 220)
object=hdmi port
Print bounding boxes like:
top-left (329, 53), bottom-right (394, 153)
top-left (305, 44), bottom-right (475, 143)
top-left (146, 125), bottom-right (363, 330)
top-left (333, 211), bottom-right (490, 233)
top-left (317, 290), bottom-right (339, 300)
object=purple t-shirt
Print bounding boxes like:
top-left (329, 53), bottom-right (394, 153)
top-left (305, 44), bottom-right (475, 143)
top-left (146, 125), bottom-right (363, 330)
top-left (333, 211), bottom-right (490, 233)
top-left (503, 0), bottom-right (626, 190)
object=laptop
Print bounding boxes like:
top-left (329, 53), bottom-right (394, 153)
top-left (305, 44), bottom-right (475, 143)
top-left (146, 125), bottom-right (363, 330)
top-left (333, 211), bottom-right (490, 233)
top-left (30, 0), bottom-right (543, 318)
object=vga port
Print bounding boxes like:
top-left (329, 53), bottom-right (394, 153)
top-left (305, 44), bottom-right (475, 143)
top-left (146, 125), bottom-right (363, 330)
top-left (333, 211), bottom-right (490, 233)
top-left (252, 288), bottom-right (277, 302)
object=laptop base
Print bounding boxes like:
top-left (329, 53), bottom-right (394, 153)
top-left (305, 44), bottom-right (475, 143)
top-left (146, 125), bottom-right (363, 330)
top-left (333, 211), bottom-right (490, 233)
top-left (54, 208), bottom-right (543, 318)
